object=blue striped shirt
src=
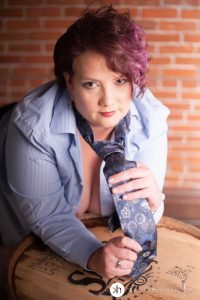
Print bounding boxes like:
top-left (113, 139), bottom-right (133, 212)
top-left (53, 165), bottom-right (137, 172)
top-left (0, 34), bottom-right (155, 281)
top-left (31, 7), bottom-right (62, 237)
top-left (0, 80), bottom-right (170, 268)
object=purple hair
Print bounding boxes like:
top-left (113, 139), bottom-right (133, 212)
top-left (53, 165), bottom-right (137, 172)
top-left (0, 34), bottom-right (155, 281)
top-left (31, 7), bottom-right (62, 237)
top-left (54, 5), bottom-right (149, 97)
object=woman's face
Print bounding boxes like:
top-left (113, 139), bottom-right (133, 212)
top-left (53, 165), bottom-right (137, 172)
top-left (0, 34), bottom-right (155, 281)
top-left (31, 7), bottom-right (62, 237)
top-left (65, 50), bottom-right (132, 131)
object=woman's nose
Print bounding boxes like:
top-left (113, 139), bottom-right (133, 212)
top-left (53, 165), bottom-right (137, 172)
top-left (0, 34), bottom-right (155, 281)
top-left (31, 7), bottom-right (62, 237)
top-left (99, 89), bottom-right (115, 107)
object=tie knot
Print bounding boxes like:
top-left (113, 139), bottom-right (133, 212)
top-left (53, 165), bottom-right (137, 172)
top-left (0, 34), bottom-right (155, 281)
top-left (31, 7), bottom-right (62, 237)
top-left (103, 152), bottom-right (125, 178)
top-left (105, 151), bottom-right (124, 163)
top-left (92, 141), bottom-right (124, 160)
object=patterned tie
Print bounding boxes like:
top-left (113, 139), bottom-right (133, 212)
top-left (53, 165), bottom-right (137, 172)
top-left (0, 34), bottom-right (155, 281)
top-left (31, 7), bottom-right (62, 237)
top-left (74, 108), bottom-right (157, 279)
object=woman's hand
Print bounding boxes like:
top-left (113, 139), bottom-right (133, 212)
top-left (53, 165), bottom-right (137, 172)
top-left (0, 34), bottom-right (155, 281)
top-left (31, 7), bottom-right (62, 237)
top-left (108, 163), bottom-right (162, 213)
top-left (87, 236), bottom-right (142, 278)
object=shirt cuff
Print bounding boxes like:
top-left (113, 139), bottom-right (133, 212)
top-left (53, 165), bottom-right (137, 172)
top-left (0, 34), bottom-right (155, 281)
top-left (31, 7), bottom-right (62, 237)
top-left (153, 200), bottom-right (164, 224)
top-left (68, 233), bottom-right (104, 270)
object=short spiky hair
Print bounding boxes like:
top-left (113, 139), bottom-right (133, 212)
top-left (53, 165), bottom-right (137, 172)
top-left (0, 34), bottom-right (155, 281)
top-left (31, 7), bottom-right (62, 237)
top-left (54, 5), bottom-right (149, 97)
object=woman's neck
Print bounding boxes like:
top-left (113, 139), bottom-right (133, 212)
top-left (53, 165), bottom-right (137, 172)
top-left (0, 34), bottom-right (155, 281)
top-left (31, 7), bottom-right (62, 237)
top-left (91, 126), bottom-right (114, 141)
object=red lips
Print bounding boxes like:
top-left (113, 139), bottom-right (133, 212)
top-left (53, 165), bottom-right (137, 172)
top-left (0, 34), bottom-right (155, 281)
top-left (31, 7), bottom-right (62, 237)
top-left (100, 111), bottom-right (115, 117)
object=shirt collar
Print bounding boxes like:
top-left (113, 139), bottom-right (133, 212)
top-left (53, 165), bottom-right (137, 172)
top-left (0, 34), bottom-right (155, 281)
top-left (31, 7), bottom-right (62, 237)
top-left (50, 87), bottom-right (77, 135)
top-left (127, 98), bottom-right (140, 131)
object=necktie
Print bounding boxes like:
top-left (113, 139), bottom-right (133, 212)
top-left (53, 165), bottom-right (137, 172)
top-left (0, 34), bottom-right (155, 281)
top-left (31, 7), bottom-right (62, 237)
top-left (74, 108), bottom-right (157, 279)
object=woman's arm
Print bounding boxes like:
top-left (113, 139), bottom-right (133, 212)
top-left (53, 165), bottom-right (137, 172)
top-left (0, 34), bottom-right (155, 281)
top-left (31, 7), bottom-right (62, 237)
top-left (5, 123), bottom-right (103, 269)
top-left (108, 127), bottom-right (168, 222)
top-left (87, 120), bottom-right (168, 277)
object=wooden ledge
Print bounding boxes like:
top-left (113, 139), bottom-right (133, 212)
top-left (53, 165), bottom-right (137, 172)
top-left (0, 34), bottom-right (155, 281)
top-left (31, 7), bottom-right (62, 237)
top-left (163, 188), bottom-right (200, 227)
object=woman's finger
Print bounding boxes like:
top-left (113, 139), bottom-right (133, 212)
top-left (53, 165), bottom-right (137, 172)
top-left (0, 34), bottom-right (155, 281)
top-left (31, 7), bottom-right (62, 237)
top-left (108, 166), bottom-right (151, 185)
top-left (112, 267), bottom-right (133, 277)
top-left (115, 258), bottom-right (134, 270)
top-left (112, 236), bottom-right (142, 253)
top-left (111, 178), bottom-right (149, 194)
top-left (136, 162), bottom-right (147, 168)
top-left (122, 188), bottom-right (150, 201)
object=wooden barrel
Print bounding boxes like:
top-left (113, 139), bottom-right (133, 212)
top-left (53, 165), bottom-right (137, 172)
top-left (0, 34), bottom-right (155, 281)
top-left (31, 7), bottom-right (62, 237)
top-left (7, 216), bottom-right (200, 300)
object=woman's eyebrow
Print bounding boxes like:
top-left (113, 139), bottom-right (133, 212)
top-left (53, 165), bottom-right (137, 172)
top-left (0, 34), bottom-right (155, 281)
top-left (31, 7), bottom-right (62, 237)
top-left (81, 77), bottom-right (99, 81)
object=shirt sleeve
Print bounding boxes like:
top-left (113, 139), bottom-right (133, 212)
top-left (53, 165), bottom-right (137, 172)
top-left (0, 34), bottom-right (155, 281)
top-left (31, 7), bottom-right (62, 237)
top-left (131, 89), bottom-right (170, 223)
top-left (134, 131), bottom-right (167, 224)
top-left (153, 200), bottom-right (164, 224)
top-left (5, 122), bottom-right (103, 269)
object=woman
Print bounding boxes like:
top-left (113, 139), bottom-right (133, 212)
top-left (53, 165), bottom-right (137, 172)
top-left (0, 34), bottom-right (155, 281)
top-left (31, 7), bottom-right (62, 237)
top-left (0, 5), bottom-right (169, 279)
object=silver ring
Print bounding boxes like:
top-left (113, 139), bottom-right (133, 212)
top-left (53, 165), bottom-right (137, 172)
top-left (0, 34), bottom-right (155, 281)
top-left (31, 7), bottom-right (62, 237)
top-left (116, 258), bottom-right (123, 268)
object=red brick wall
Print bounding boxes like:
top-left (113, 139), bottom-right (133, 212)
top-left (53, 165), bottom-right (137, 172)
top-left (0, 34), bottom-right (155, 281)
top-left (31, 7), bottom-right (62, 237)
top-left (0, 0), bottom-right (200, 191)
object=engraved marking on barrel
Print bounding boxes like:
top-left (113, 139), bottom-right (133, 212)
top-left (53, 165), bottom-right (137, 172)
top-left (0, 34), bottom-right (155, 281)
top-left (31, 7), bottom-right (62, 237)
top-left (166, 265), bottom-right (194, 281)
top-left (27, 250), bottom-right (65, 275)
top-left (68, 260), bottom-right (159, 298)
top-left (181, 280), bottom-right (186, 292)
top-left (166, 265), bottom-right (194, 293)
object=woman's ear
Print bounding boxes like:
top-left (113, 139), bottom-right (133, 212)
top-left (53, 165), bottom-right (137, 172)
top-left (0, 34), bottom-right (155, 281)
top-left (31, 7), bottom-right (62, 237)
top-left (63, 72), bottom-right (72, 93)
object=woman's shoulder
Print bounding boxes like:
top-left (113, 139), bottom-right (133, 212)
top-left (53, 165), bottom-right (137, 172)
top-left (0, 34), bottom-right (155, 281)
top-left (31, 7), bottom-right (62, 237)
top-left (11, 80), bottom-right (63, 139)
top-left (130, 88), bottom-right (170, 139)
top-left (13, 80), bottom-right (59, 123)
top-left (11, 81), bottom-right (72, 144)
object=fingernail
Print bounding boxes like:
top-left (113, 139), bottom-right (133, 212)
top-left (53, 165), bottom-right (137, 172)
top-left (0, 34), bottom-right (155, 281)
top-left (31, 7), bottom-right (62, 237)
top-left (108, 177), bottom-right (114, 183)
top-left (112, 187), bottom-right (118, 194)
top-left (123, 194), bottom-right (128, 200)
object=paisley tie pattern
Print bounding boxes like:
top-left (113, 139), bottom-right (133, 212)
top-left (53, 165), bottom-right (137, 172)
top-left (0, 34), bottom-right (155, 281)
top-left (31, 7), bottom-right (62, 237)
top-left (74, 107), bottom-right (157, 279)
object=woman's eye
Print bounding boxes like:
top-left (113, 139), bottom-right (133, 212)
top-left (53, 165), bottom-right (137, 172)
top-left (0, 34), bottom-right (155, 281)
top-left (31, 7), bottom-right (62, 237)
top-left (82, 81), bottom-right (97, 89)
top-left (115, 78), bottom-right (128, 85)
